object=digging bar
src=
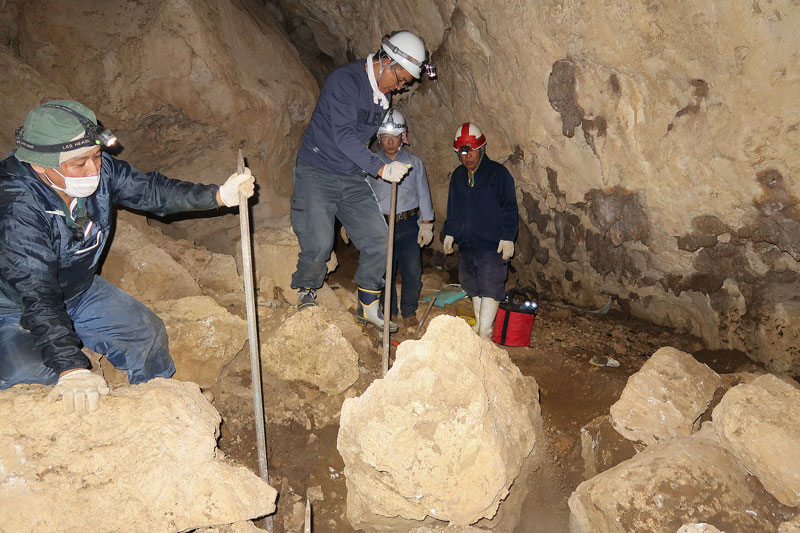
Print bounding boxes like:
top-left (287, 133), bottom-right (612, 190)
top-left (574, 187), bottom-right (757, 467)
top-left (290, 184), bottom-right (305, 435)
top-left (381, 181), bottom-right (398, 376)
top-left (237, 149), bottom-right (274, 532)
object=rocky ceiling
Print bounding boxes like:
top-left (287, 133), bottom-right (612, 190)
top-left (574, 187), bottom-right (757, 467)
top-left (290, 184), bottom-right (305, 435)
top-left (2, 0), bottom-right (799, 373)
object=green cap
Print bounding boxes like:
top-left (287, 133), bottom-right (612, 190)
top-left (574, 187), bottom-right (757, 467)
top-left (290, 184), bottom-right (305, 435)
top-left (15, 100), bottom-right (98, 169)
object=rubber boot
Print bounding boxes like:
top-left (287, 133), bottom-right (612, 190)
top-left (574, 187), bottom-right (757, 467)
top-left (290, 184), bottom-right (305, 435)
top-left (471, 296), bottom-right (482, 334)
top-left (356, 287), bottom-right (399, 333)
top-left (478, 298), bottom-right (500, 339)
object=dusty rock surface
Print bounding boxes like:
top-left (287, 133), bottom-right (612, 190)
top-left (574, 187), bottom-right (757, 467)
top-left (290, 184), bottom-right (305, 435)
top-left (0, 379), bottom-right (276, 532)
top-left (338, 315), bottom-right (544, 530)
top-left (712, 374), bottom-right (800, 507)
top-left (780, 514), bottom-right (800, 533)
top-left (261, 307), bottom-right (360, 394)
top-left (579, 414), bottom-right (637, 480)
top-left (102, 219), bottom-right (204, 302)
top-left (150, 296), bottom-right (248, 388)
top-left (610, 346), bottom-right (721, 445)
top-left (568, 426), bottom-right (790, 533)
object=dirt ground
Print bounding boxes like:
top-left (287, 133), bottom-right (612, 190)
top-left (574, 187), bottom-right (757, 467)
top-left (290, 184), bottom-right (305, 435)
top-left (211, 243), bottom-right (759, 532)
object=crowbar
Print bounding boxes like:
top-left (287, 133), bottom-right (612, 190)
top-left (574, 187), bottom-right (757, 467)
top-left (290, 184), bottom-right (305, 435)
top-left (237, 149), bottom-right (274, 532)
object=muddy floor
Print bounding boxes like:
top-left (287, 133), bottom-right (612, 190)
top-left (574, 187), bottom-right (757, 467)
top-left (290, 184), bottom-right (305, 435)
top-left (211, 243), bottom-right (758, 532)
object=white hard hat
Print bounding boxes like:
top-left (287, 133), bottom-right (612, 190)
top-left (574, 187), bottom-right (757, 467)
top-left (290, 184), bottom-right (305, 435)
top-left (378, 109), bottom-right (407, 135)
top-left (381, 31), bottom-right (426, 79)
top-left (453, 122), bottom-right (486, 154)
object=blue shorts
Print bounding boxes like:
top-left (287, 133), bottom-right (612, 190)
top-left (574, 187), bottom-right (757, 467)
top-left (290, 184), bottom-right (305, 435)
top-left (458, 248), bottom-right (508, 301)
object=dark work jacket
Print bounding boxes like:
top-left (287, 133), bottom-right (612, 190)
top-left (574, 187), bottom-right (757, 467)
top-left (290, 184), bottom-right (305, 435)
top-left (297, 59), bottom-right (390, 176)
top-left (0, 152), bottom-right (219, 375)
top-left (443, 156), bottom-right (519, 252)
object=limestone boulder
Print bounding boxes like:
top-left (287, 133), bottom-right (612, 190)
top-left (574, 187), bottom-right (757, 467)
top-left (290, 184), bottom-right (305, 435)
top-left (338, 315), bottom-right (544, 529)
top-left (150, 296), bottom-right (248, 388)
top-left (0, 379), bottom-right (276, 531)
top-left (102, 220), bottom-right (203, 302)
top-left (568, 427), bottom-right (788, 533)
top-left (610, 347), bottom-right (721, 445)
top-left (261, 306), bottom-right (360, 394)
top-left (712, 374), bottom-right (800, 507)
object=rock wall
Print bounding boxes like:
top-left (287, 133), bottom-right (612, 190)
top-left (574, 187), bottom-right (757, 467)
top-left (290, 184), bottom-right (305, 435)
top-left (269, 0), bottom-right (800, 373)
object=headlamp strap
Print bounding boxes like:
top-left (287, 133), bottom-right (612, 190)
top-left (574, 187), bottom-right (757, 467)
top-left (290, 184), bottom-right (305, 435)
top-left (15, 104), bottom-right (102, 153)
top-left (382, 35), bottom-right (423, 68)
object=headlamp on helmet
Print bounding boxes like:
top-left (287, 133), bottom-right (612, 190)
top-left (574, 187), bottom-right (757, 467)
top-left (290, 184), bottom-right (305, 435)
top-left (453, 122), bottom-right (486, 154)
top-left (15, 103), bottom-right (117, 154)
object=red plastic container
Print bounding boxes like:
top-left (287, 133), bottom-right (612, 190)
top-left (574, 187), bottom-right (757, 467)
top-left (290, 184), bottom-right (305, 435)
top-left (492, 304), bottom-right (536, 346)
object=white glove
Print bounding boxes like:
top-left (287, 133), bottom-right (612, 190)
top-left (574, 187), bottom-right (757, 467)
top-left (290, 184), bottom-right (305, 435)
top-left (46, 369), bottom-right (109, 415)
top-left (443, 235), bottom-right (454, 255)
top-left (219, 167), bottom-right (255, 207)
top-left (417, 223), bottom-right (433, 247)
top-left (497, 240), bottom-right (514, 260)
top-left (340, 226), bottom-right (350, 244)
top-left (381, 161), bottom-right (412, 183)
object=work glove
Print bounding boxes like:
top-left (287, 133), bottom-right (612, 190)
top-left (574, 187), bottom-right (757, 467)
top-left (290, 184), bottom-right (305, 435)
top-left (417, 223), bottom-right (434, 247)
top-left (497, 240), bottom-right (514, 260)
top-left (340, 226), bottom-right (350, 245)
top-left (219, 167), bottom-right (255, 207)
top-left (443, 235), bottom-right (455, 255)
top-left (46, 369), bottom-right (110, 415)
top-left (381, 161), bottom-right (412, 183)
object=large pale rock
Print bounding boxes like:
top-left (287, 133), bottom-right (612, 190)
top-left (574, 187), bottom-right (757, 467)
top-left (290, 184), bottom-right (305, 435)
top-left (150, 296), bottom-right (248, 388)
top-left (261, 306), bottom-right (359, 394)
top-left (338, 315), bottom-right (543, 529)
top-left (0, 379), bottom-right (276, 531)
top-left (712, 374), bottom-right (800, 507)
top-left (568, 427), bottom-right (786, 533)
top-left (610, 347), bottom-right (721, 445)
top-left (102, 220), bottom-right (203, 302)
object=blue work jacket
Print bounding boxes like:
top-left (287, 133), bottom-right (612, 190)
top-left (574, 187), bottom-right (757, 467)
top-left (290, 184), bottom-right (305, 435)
top-left (0, 152), bottom-right (219, 374)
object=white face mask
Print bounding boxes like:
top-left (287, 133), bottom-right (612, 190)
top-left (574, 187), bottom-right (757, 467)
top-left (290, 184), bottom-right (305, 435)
top-left (44, 168), bottom-right (100, 198)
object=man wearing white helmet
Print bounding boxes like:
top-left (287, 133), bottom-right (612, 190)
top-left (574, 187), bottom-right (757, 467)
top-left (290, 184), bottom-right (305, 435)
top-left (290, 30), bottom-right (435, 333)
top-left (365, 109), bottom-right (434, 328)
top-left (442, 123), bottom-right (518, 339)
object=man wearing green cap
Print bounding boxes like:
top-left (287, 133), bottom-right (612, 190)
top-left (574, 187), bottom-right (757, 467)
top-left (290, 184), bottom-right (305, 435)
top-left (0, 100), bottom-right (255, 414)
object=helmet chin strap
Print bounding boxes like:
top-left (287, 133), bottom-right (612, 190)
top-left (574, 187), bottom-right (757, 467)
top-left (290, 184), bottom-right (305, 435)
top-left (375, 53), bottom-right (394, 86)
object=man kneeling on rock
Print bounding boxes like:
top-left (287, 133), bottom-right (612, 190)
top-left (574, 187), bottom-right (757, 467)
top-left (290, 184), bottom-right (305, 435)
top-left (0, 100), bottom-right (255, 413)
top-left (443, 122), bottom-right (518, 338)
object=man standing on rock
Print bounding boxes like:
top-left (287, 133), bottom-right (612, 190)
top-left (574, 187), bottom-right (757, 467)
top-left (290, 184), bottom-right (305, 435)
top-left (0, 100), bottom-right (255, 413)
top-left (365, 109), bottom-right (434, 329)
top-left (289, 30), bottom-right (434, 333)
top-left (443, 122), bottom-right (518, 338)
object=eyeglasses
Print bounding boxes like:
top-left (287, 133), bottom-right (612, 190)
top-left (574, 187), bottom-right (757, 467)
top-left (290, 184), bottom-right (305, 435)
top-left (392, 65), bottom-right (414, 86)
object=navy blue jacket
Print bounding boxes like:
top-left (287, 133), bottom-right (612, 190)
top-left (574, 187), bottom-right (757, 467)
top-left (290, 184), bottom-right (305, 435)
top-left (297, 59), bottom-right (390, 176)
top-left (443, 156), bottom-right (519, 251)
top-left (0, 153), bottom-right (219, 375)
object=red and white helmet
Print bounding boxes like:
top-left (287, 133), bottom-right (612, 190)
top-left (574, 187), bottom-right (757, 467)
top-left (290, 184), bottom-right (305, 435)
top-left (453, 122), bottom-right (486, 154)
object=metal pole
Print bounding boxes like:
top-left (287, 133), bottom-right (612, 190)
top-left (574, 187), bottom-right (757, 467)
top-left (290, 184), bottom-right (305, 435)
top-left (237, 149), bottom-right (273, 532)
top-left (382, 181), bottom-right (398, 376)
